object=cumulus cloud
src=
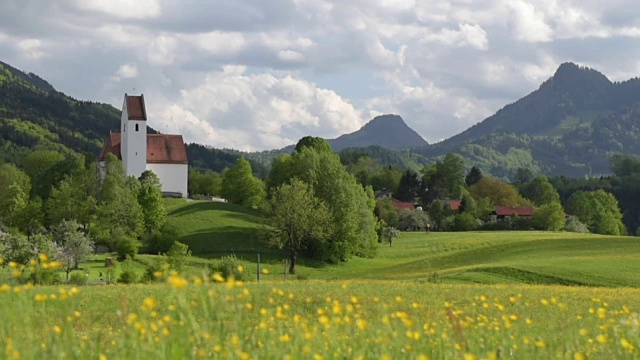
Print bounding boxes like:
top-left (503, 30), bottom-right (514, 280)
top-left (113, 64), bottom-right (138, 80)
top-left (0, 1), bottom-right (640, 150)
top-left (153, 66), bottom-right (365, 150)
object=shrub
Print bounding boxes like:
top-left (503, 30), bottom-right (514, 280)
top-left (68, 272), bottom-right (88, 286)
top-left (118, 270), bottom-right (138, 284)
top-left (453, 213), bottom-right (477, 231)
top-left (210, 254), bottom-right (250, 281)
top-left (397, 210), bottom-right (430, 231)
top-left (117, 256), bottom-right (138, 284)
top-left (116, 236), bottom-right (140, 261)
top-left (140, 256), bottom-right (169, 283)
top-left (143, 223), bottom-right (180, 254)
top-left (167, 241), bottom-right (192, 272)
top-left (565, 216), bottom-right (590, 233)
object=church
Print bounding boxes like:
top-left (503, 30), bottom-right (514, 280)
top-left (98, 94), bottom-right (189, 197)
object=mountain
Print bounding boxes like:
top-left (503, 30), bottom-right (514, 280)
top-left (328, 114), bottom-right (428, 151)
top-left (415, 62), bottom-right (640, 178)
top-left (0, 60), bottom-right (265, 175)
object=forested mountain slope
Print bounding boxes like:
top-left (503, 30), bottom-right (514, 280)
top-left (415, 63), bottom-right (640, 178)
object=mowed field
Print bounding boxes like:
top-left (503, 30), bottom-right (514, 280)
top-left (164, 199), bottom-right (640, 288)
top-left (2, 199), bottom-right (640, 359)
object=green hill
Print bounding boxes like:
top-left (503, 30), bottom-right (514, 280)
top-left (163, 200), bottom-right (640, 287)
top-left (416, 63), bottom-right (640, 178)
top-left (163, 199), bottom-right (276, 257)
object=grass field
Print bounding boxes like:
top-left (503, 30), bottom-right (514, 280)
top-left (3, 199), bottom-right (640, 358)
top-left (67, 199), bottom-right (640, 288)
top-left (1, 277), bottom-right (640, 359)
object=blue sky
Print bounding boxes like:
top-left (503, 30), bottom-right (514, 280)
top-left (1, 0), bottom-right (640, 150)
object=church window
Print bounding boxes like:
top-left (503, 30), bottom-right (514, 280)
top-left (136, 123), bottom-right (139, 132)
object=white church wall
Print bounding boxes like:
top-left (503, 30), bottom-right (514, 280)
top-left (146, 163), bottom-right (188, 197)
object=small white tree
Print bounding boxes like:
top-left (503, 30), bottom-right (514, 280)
top-left (54, 220), bottom-right (94, 281)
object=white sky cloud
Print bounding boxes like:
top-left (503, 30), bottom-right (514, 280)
top-left (1, 1), bottom-right (640, 150)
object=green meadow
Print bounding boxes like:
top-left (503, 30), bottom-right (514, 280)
top-left (3, 198), bottom-right (640, 359)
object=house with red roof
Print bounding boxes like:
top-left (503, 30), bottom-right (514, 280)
top-left (99, 94), bottom-right (188, 197)
top-left (390, 198), bottom-right (415, 211)
top-left (435, 199), bottom-right (462, 212)
top-left (492, 205), bottom-right (535, 222)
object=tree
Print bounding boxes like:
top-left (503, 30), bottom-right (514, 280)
top-left (459, 193), bottom-right (477, 217)
top-left (375, 199), bottom-right (400, 228)
top-left (267, 179), bottom-right (333, 274)
top-left (0, 164), bottom-right (31, 222)
top-left (470, 177), bottom-right (530, 206)
top-left (53, 220), bottom-right (94, 280)
top-left (189, 168), bottom-right (222, 196)
top-left (221, 158), bottom-right (266, 208)
top-left (439, 153), bottom-right (465, 199)
top-left (395, 170), bottom-right (421, 202)
top-left (609, 154), bottom-right (640, 177)
top-left (532, 202), bottom-right (566, 231)
top-left (520, 176), bottom-right (560, 206)
top-left (23, 150), bottom-right (65, 197)
top-left (294, 136), bottom-right (333, 153)
top-left (465, 166), bottom-right (483, 187)
top-left (166, 241), bottom-right (191, 272)
top-left (93, 154), bottom-right (144, 250)
top-left (46, 173), bottom-right (97, 229)
top-left (266, 140), bottom-right (379, 264)
top-left (138, 171), bottom-right (166, 236)
top-left (0, 232), bottom-right (32, 265)
top-left (514, 168), bottom-right (534, 185)
top-left (380, 226), bottom-right (400, 247)
top-left (567, 190), bottom-right (625, 235)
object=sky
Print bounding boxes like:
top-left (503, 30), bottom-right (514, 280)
top-left (1, 0), bottom-right (640, 151)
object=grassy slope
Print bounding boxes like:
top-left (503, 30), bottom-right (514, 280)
top-left (160, 199), bottom-right (640, 287)
top-left (164, 199), bottom-right (276, 256)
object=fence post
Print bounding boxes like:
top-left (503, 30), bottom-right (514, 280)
top-left (257, 253), bottom-right (261, 282)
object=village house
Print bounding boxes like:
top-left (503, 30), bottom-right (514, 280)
top-left (434, 199), bottom-right (462, 212)
top-left (98, 94), bottom-right (188, 197)
top-left (492, 205), bottom-right (535, 222)
top-left (390, 198), bottom-right (415, 211)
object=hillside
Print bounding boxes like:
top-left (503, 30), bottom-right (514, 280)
top-left (0, 60), bottom-right (267, 175)
top-left (161, 200), bottom-right (640, 286)
top-left (415, 63), bottom-right (640, 177)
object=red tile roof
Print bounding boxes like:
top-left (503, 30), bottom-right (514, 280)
top-left (391, 198), bottom-right (415, 211)
top-left (147, 134), bottom-right (188, 164)
top-left (98, 133), bottom-right (188, 164)
top-left (494, 206), bottom-right (535, 217)
top-left (125, 94), bottom-right (147, 121)
top-left (98, 132), bottom-right (121, 161)
top-left (437, 199), bottom-right (462, 211)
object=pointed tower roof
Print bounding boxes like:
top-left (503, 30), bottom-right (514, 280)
top-left (125, 93), bottom-right (147, 120)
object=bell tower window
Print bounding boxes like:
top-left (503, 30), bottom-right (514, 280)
top-left (135, 123), bottom-right (139, 132)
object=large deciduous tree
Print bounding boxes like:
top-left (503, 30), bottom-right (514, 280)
top-left (567, 190), bottom-right (626, 235)
top-left (267, 178), bottom-right (333, 274)
top-left (266, 137), bottom-right (379, 263)
top-left (221, 158), bottom-right (266, 208)
top-left (93, 154), bottom-right (144, 251)
top-left (470, 177), bottom-right (530, 206)
top-left (138, 170), bottom-right (166, 236)
top-left (520, 176), bottom-right (560, 206)
top-left (532, 201), bottom-right (566, 231)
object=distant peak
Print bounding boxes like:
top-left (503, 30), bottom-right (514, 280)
top-left (364, 114), bottom-right (406, 128)
top-left (546, 62), bottom-right (611, 90)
